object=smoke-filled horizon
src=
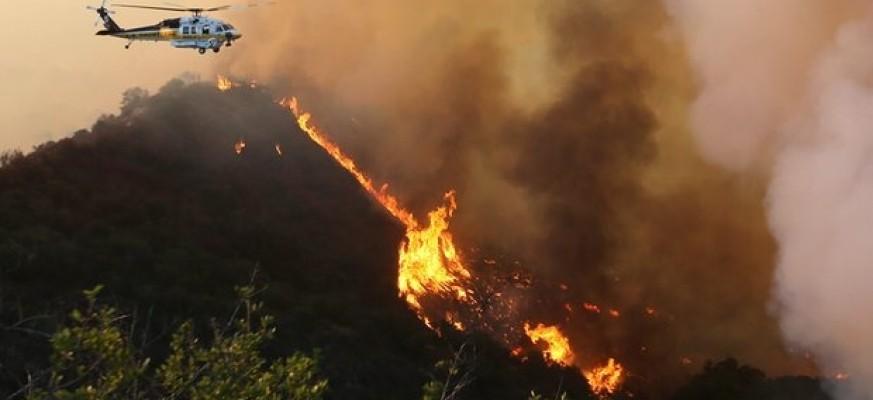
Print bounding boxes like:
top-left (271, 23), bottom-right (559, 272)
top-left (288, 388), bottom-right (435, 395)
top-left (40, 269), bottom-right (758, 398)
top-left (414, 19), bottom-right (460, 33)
top-left (217, 0), bottom-right (820, 393)
top-left (669, 1), bottom-right (873, 399)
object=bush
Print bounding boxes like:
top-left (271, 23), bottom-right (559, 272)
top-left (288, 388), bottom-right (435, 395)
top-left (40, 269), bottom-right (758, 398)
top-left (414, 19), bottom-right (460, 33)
top-left (19, 284), bottom-right (327, 400)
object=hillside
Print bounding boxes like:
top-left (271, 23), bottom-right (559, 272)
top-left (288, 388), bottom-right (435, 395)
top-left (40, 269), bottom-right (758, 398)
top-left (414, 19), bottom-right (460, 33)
top-left (0, 79), bottom-right (838, 400)
top-left (0, 80), bottom-right (591, 399)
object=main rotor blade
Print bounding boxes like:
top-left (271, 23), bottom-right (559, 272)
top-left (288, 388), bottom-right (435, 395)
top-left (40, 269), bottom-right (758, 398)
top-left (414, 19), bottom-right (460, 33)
top-left (112, 4), bottom-right (192, 12)
top-left (112, 2), bottom-right (244, 13)
top-left (87, 5), bottom-right (116, 12)
top-left (225, 1), bottom-right (276, 11)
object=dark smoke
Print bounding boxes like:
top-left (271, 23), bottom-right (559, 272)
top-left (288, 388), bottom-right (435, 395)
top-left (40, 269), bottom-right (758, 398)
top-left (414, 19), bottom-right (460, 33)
top-left (219, 0), bottom-right (815, 392)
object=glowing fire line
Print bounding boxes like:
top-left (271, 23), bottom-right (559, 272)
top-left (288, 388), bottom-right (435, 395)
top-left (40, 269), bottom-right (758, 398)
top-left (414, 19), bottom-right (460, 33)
top-left (208, 75), bottom-right (629, 396)
top-left (280, 97), bottom-right (474, 319)
top-left (523, 322), bottom-right (623, 397)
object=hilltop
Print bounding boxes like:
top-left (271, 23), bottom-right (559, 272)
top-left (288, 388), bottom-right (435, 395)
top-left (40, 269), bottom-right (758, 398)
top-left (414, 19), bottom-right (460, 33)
top-left (0, 80), bottom-right (591, 399)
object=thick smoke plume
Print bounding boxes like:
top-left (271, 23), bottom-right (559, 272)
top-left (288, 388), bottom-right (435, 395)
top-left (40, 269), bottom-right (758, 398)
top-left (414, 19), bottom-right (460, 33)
top-left (668, 0), bottom-right (873, 398)
top-left (219, 0), bottom-right (812, 390)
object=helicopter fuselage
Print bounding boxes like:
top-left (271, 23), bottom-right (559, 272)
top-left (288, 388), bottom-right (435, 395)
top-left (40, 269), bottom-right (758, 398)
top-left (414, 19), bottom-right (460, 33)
top-left (97, 15), bottom-right (242, 53)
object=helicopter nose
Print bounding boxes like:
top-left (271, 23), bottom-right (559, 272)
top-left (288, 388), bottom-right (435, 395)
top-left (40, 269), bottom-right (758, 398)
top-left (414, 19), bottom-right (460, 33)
top-left (232, 30), bottom-right (242, 40)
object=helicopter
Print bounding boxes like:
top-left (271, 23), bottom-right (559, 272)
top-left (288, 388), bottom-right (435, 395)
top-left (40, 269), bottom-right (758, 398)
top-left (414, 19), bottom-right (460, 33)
top-left (88, 1), bottom-right (264, 54)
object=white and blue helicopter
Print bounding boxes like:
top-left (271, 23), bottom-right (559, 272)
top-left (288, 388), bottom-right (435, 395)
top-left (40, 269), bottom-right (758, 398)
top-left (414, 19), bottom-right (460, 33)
top-left (88, 1), bottom-right (268, 54)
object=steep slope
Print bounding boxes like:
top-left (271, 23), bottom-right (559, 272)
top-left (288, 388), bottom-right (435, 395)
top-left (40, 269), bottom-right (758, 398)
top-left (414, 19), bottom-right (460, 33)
top-left (0, 80), bottom-right (590, 399)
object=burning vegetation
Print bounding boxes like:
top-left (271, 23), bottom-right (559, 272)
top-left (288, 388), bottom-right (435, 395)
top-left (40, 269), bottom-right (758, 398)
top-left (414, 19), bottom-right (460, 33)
top-left (271, 84), bottom-right (627, 394)
top-left (234, 138), bottom-right (247, 155)
top-left (585, 358), bottom-right (625, 397)
top-left (216, 74), bottom-right (234, 91)
top-left (281, 96), bottom-right (475, 318)
top-left (523, 322), bottom-right (575, 366)
top-left (0, 78), bottom-right (844, 399)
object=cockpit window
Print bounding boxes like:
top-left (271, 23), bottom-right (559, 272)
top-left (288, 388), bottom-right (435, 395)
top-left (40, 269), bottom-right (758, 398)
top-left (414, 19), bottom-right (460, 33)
top-left (216, 26), bottom-right (224, 32)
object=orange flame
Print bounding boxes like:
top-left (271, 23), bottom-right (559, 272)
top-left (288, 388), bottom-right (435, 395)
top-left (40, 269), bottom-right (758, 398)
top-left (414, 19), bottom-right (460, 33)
top-left (397, 190), bottom-right (473, 311)
top-left (583, 303), bottom-right (601, 314)
top-left (282, 97), bottom-right (417, 226)
top-left (278, 95), bottom-right (626, 396)
top-left (234, 138), bottom-right (246, 155)
top-left (584, 358), bottom-right (624, 397)
top-left (282, 97), bottom-right (473, 321)
top-left (523, 322), bottom-right (575, 366)
top-left (217, 75), bottom-right (233, 91)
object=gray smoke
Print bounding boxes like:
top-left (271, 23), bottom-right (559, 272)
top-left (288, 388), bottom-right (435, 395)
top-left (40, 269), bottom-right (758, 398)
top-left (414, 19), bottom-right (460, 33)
top-left (667, 0), bottom-right (873, 397)
top-left (216, 0), bottom-right (819, 390)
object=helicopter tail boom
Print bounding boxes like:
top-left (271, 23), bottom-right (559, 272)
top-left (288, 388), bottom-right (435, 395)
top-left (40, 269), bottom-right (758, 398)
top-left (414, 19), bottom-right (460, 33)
top-left (89, 1), bottom-right (123, 34)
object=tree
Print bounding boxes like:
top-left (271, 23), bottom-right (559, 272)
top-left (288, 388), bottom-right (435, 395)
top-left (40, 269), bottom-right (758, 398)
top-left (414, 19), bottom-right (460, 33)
top-left (18, 284), bottom-right (327, 400)
top-left (670, 358), bottom-right (764, 400)
top-left (421, 342), bottom-right (476, 400)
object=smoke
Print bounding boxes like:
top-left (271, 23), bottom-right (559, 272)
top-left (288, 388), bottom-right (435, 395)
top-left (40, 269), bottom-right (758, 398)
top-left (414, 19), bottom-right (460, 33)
top-left (668, 0), bottom-right (873, 397)
top-left (219, 0), bottom-right (813, 391)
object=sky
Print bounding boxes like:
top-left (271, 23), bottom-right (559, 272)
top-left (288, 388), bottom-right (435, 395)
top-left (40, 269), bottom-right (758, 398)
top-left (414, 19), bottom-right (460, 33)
top-left (0, 1), bottom-right (221, 152)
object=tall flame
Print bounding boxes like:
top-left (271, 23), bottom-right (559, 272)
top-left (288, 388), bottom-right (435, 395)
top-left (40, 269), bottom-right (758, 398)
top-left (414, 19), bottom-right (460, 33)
top-left (584, 358), bottom-right (624, 397)
top-left (397, 191), bottom-right (472, 311)
top-left (523, 322), bottom-right (575, 366)
top-left (281, 97), bottom-right (473, 321)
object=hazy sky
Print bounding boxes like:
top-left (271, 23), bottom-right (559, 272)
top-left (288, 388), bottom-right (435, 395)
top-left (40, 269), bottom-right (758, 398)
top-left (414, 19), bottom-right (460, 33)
top-left (0, 1), bottom-right (223, 152)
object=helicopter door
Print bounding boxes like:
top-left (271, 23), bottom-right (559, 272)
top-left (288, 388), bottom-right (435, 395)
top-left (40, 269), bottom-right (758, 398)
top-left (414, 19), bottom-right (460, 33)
top-left (203, 26), bottom-right (210, 35)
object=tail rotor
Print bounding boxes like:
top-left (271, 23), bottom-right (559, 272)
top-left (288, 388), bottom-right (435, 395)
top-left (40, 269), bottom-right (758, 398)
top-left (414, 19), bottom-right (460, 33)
top-left (85, 0), bottom-right (114, 14)
top-left (88, 1), bottom-right (123, 33)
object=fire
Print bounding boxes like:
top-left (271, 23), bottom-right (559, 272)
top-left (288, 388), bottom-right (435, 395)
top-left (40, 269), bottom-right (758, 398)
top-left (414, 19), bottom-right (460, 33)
top-left (234, 138), bottom-right (246, 155)
top-left (217, 75), bottom-right (233, 91)
top-left (522, 323), bottom-right (626, 396)
top-left (397, 191), bottom-right (473, 311)
top-left (282, 97), bottom-right (473, 320)
top-left (584, 358), bottom-right (624, 397)
top-left (523, 322), bottom-right (575, 366)
top-left (278, 94), bottom-right (626, 396)
top-left (281, 97), bottom-right (416, 226)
